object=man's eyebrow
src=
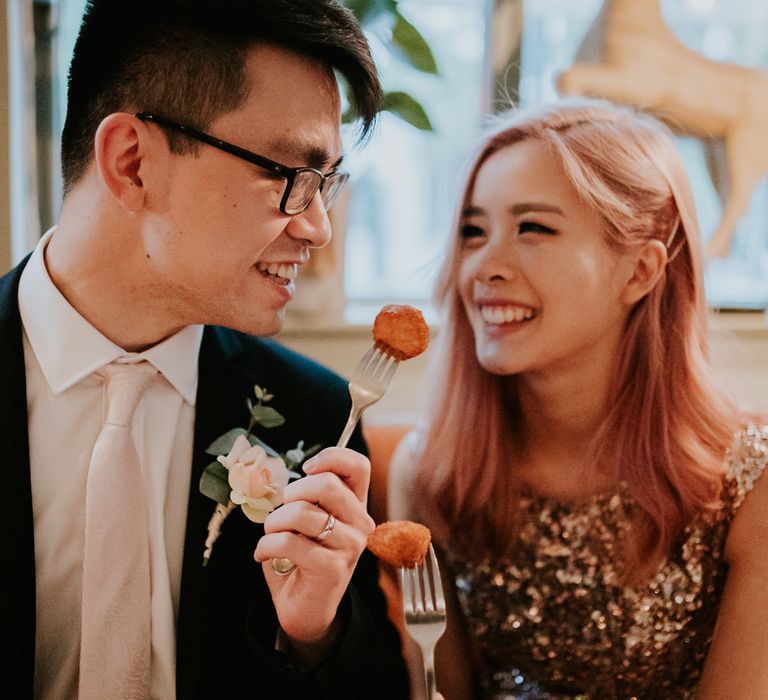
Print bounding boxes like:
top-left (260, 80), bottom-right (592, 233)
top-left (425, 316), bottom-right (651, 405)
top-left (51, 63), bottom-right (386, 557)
top-left (509, 202), bottom-right (565, 216)
top-left (266, 138), bottom-right (344, 171)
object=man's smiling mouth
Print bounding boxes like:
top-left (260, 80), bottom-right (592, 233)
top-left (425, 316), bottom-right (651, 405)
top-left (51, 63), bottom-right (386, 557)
top-left (255, 262), bottom-right (297, 285)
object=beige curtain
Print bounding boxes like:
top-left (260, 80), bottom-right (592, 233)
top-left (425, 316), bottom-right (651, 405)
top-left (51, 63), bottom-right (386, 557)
top-left (6, 0), bottom-right (41, 269)
top-left (0, 4), bottom-right (10, 272)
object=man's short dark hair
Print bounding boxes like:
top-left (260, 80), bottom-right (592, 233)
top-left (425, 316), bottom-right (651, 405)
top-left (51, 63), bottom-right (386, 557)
top-left (61, 0), bottom-right (381, 191)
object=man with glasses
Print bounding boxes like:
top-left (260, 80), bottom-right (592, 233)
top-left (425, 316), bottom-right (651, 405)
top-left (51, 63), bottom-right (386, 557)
top-left (0, 1), bottom-right (409, 698)
top-left (134, 113), bottom-right (352, 217)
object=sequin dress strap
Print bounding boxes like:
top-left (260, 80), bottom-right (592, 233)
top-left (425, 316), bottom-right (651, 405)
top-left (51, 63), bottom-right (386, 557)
top-left (722, 422), bottom-right (768, 513)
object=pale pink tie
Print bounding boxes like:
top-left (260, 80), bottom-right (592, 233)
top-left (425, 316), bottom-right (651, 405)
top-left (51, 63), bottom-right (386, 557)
top-left (79, 361), bottom-right (157, 700)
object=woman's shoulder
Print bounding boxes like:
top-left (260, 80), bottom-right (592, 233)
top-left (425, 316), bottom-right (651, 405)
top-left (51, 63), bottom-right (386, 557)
top-left (721, 420), bottom-right (768, 565)
top-left (722, 420), bottom-right (768, 512)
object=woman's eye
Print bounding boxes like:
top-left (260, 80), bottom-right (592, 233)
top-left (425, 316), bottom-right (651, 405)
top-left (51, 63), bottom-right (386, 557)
top-left (519, 221), bottom-right (556, 235)
top-left (460, 223), bottom-right (485, 239)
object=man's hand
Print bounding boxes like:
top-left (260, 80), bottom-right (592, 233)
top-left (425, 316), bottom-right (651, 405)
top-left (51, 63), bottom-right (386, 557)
top-left (254, 447), bottom-right (375, 666)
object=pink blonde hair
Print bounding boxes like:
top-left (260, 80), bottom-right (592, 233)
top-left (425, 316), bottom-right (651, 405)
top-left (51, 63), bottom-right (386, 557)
top-left (415, 98), bottom-right (738, 579)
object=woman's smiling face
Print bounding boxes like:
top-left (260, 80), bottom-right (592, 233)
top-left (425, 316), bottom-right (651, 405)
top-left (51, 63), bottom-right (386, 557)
top-left (457, 138), bottom-right (637, 379)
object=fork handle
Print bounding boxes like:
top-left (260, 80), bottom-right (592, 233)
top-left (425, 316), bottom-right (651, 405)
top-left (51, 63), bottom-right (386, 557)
top-left (423, 643), bottom-right (437, 700)
top-left (336, 404), bottom-right (363, 449)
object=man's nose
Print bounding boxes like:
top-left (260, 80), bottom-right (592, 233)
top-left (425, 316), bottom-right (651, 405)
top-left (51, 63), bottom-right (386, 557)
top-left (285, 191), bottom-right (333, 249)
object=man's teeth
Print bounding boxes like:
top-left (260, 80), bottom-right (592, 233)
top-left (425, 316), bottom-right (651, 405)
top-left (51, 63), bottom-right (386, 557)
top-left (480, 305), bottom-right (534, 324)
top-left (256, 262), bottom-right (297, 282)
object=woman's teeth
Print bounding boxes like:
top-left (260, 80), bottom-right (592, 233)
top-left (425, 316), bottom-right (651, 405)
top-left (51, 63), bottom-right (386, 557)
top-left (256, 262), bottom-right (297, 284)
top-left (480, 305), bottom-right (534, 324)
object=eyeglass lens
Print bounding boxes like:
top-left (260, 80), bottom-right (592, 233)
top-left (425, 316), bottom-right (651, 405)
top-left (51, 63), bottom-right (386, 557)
top-left (285, 171), bottom-right (349, 215)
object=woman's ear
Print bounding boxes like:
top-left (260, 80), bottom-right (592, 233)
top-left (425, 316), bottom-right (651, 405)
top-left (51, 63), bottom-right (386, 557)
top-left (93, 113), bottom-right (156, 213)
top-left (621, 239), bottom-right (668, 305)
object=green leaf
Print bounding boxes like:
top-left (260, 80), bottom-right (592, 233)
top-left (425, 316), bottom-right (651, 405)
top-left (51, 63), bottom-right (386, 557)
top-left (391, 12), bottom-right (437, 74)
top-left (381, 91), bottom-right (433, 131)
top-left (341, 105), bottom-right (356, 125)
top-left (205, 427), bottom-right (248, 456)
top-left (250, 405), bottom-right (286, 429)
top-left (199, 462), bottom-right (231, 505)
top-left (254, 385), bottom-right (265, 400)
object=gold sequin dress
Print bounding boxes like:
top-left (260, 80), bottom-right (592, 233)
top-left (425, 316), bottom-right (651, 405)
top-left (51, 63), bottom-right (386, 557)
top-left (445, 424), bottom-right (768, 699)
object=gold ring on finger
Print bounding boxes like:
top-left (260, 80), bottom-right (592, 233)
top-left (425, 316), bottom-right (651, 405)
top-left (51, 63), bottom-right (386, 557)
top-left (271, 557), bottom-right (297, 576)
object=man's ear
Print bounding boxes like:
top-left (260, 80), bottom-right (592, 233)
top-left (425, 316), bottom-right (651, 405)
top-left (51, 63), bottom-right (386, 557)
top-left (93, 113), bottom-right (158, 212)
top-left (621, 239), bottom-right (668, 305)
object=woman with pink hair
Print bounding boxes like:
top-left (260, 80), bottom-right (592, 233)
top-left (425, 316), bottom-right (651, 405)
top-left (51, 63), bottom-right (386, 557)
top-left (389, 97), bottom-right (768, 699)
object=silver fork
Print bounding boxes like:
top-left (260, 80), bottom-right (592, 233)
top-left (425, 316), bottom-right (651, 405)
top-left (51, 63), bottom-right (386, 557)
top-left (401, 543), bottom-right (447, 700)
top-left (271, 344), bottom-right (398, 575)
top-left (336, 343), bottom-right (399, 448)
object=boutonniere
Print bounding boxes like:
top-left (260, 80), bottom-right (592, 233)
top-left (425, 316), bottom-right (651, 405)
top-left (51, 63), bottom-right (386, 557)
top-left (199, 384), bottom-right (320, 565)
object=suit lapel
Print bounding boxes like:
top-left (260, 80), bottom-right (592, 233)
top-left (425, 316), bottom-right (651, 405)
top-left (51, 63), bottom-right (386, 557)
top-left (176, 326), bottom-right (262, 698)
top-left (0, 261), bottom-right (36, 696)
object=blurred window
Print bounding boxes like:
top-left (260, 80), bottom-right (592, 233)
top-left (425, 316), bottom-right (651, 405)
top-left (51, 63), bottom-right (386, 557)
top-left (342, 0), bottom-right (488, 303)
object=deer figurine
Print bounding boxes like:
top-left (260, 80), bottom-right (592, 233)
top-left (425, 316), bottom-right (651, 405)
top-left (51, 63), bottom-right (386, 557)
top-left (557, 0), bottom-right (768, 258)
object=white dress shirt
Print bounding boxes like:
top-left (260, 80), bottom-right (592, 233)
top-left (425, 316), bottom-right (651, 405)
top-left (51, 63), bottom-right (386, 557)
top-left (19, 228), bottom-right (204, 699)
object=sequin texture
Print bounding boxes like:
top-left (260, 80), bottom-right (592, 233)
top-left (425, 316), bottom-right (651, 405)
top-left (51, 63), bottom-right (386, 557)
top-left (445, 424), bottom-right (768, 699)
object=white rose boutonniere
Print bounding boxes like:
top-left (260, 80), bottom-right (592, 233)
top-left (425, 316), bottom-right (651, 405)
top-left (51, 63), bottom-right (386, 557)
top-left (222, 436), bottom-right (289, 523)
top-left (199, 385), bottom-right (320, 565)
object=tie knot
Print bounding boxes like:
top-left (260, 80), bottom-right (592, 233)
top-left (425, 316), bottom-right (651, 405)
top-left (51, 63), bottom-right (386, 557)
top-left (98, 362), bottom-right (158, 427)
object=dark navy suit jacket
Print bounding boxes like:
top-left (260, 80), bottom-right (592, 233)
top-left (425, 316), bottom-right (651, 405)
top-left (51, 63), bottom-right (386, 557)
top-left (0, 260), bottom-right (409, 698)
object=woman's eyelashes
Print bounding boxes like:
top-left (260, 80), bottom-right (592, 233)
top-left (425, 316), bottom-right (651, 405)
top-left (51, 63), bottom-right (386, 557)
top-left (460, 222), bottom-right (485, 239)
top-left (518, 220), bottom-right (556, 235)
top-left (460, 219), bottom-right (557, 241)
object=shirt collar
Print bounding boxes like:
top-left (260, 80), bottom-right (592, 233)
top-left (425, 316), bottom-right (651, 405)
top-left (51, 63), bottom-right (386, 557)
top-left (18, 228), bottom-right (203, 404)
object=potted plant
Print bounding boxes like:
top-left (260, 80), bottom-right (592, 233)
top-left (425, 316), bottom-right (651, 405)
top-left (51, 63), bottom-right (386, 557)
top-left (343, 0), bottom-right (438, 131)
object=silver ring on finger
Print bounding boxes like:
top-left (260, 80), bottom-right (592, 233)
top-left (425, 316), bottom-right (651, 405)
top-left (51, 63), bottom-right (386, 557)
top-left (315, 512), bottom-right (336, 541)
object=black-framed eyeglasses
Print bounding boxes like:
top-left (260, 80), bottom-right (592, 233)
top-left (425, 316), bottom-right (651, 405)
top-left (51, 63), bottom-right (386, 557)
top-left (135, 112), bottom-right (349, 216)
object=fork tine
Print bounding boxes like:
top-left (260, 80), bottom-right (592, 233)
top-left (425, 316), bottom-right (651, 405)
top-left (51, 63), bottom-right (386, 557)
top-left (373, 355), bottom-right (395, 381)
top-left (369, 348), bottom-right (388, 376)
top-left (401, 545), bottom-right (445, 615)
top-left (401, 566), bottom-right (415, 613)
top-left (356, 345), bottom-right (377, 374)
top-left (381, 358), bottom-right (398, 383)
top-left (428, 544), bottom-right (445, 611)
top-left (420, 561), bottom-right (435, 614)
top-left (413, 566), bottom-right (425, 614)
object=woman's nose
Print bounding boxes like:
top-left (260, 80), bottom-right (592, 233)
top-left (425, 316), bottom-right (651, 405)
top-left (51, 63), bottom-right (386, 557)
top-left (473, 235), bottom-right (517, 283)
